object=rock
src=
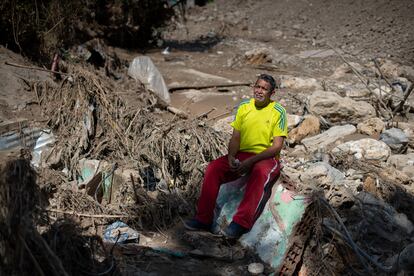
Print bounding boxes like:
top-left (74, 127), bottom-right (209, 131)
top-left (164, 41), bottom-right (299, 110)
top-left (357, 117), bottom-right (385, 136)
top-left (300, 162), bottom-right (345, 188)
top-left (378, 59), bottom-right (414, 80)
top-left (308, 91), bottom-right (376, 123)
top-left (244, 48), bottom-right (272, 65)
top-left (345, 87), bottom-right (371, 98)
top-left (391, 122), bottom-right (414, 148)
top-left (289, 145), bottom-right (307, 158)
top-left (287, 115), bottom-right (320, 144)
top-left (281, 75), bottom-right (321, 90)
top-left (248, 263), bottom-right (264, 275)
top-left (287, 114), bottom-right (303, 130)
top-left (380, 128), bottom-right (409, 153)
top-left (331, 62), bottom-right (366, 79)
top-left (300, 162), bottom-right (354, 207)
top-left (301, 124), bottom-right (356, 153)
top-left (332, 138), bottom-right (391, 161)
top-left (387, 153), bottom-right (414, 180)
top-left (212, 116), bottom-right (233, 135)
top-left (363, 176), bottom-right (377, 194)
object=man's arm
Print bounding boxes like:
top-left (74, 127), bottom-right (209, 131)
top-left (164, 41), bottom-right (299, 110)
top-left (235, 136), bottom-right (284, 175)
top-left (228, 129), bottom-right (241, 169)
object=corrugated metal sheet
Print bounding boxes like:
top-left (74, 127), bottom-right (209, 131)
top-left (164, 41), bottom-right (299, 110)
top-left (0, 127), bottom-right (43, 151)
top-left (0, 127), bottom-right (55, 167)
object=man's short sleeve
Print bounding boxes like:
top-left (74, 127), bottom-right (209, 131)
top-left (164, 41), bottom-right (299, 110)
top-left (230, 99), bottom-right (249, 131)
top-left (273, 103), bottom-right (288, 137)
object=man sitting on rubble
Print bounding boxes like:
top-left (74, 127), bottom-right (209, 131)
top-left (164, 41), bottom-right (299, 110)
top-left (184, 74), bottom-right (288, 239)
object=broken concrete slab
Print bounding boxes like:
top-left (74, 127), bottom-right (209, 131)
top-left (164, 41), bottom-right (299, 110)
top-left (214, 180), bottom-right (311, 271)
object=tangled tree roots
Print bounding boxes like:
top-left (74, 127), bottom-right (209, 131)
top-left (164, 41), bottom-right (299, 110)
top-left (33, 65), bottom-right (227, 230)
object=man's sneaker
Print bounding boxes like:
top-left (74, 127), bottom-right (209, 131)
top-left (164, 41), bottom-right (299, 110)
top-left (183, 218), bottom-right (212, 231)
top-left (224, 221), bottom-right (249, 239)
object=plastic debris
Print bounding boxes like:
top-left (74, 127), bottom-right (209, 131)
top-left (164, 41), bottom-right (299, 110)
top-left (248, 262), bottom-right (264, 275)
top-left (103, 221), bottom-right (139, 244)
top-left (128, 56), bottom-right (171, 104)
top-left (31, 130), bottom-right (56, 167)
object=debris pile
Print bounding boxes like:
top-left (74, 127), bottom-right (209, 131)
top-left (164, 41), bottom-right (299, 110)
top-left (34, 64), bottom-right (227, 231)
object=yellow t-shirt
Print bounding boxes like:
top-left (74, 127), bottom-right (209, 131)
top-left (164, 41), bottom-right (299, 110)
top-left (230, 98), bottom-right (288, 154)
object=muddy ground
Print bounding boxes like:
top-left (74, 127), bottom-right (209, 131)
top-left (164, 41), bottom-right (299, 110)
top-left (1, 0), bottom-right (414, 275)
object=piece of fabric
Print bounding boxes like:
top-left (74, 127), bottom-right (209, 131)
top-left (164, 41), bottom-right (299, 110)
top-left (230, 98), bottom-right (288, 154)
top-left (196, 152), bottom-right (281, 229)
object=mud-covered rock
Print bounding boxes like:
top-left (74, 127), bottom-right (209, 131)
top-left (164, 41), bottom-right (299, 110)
top-left (287, 115), bottom-right (320, 144)
top-left (308, 91), bottom-right (376, 123)
top-left (357, 117), bottom-right (385, 136)
top-left (301, 124), bottom-right (356, 153)
top-left (332, 138), bottom-right (391, 161)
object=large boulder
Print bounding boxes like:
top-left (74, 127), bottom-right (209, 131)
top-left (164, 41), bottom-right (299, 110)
top-left (287, 115), bottom-right (320, 144)
top-left (332, 138), bottom-right (391, 161)
top-left (301, 124), bottom-right (356, 153)
top-left (308, 91), bottom-right (376, 123)
top-left (357, 117), bottom-right (385, 136)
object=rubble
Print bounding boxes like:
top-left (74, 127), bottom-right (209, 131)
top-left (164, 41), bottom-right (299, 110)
top-left (1, 1), bottom-right (414, 275)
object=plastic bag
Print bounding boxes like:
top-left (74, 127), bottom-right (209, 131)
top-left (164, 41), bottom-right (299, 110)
top-left (128, 56), bottom-right (171, 104)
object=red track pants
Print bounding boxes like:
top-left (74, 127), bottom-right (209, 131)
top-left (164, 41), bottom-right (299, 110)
top-left (195, 152), bottom-right (281, 229)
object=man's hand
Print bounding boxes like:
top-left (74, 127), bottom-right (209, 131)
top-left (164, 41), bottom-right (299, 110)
top-left (235, 158), bottom-right (254, 176)
top-left (228, 155), bottom-right (240, 171)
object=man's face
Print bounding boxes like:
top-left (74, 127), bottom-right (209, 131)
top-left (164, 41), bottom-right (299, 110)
top-left (253, 79), bottom-right (274, 107)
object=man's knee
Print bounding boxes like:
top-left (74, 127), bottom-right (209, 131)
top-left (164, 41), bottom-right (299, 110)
top-left (251, 160), bottom-right (280, 177)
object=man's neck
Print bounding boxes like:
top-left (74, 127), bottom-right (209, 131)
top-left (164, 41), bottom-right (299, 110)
top-left (254, 100), bottom-right (272, 109)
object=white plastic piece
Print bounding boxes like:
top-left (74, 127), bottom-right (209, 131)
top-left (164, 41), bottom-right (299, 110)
top-left (248, 262), bottom-right (264, 275)
top-left (128, 56), bottom-right (170, 104)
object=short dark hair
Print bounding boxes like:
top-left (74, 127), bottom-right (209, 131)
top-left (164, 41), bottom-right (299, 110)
top-left (257, 74), bottom-right (278, 91)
